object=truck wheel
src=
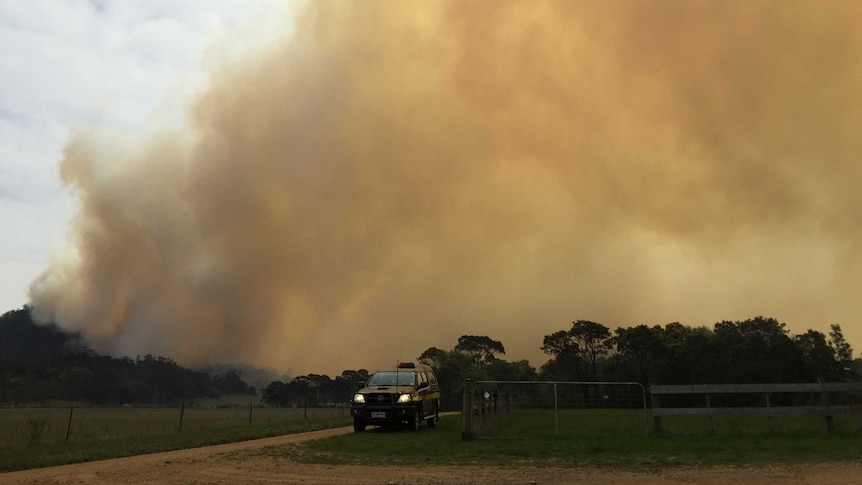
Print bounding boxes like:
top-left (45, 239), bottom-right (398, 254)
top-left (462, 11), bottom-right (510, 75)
top-left (411, 405), bottom-right (422, 432)
top-left (353, 418), bottom-right (366, 432)
top-left (427, 400), bottom-right (438, 427)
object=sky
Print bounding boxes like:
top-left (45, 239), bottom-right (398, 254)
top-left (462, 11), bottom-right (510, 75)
top-left (1, 2), bottom-right (291, 322)
top-left (3, 1), bottom-right (862, 377)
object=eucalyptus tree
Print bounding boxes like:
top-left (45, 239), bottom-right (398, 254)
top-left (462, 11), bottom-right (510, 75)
top-left (455, 335), bottom-right (506, 365)
top-left (614, 324), bottom-right (666, 386)
top-left (541, 320), bottom-right (612, 382)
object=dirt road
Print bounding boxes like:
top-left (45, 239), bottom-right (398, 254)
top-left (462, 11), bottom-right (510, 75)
top-left (2, 426), bottom-right (861, 484)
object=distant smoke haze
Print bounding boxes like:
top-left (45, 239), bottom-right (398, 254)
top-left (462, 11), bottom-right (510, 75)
top-left (30, 1), bottom-right (862, 376)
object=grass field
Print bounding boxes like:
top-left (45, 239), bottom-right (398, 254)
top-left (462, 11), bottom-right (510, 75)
top-left (3, 406), bottom-right (862, 472)
top-left (296, 410), bottom-right (862, 469)
top-left (0, 402), bottom-right (353, 472)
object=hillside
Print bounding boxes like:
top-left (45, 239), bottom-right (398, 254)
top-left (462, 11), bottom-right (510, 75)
top-left (0, 307), bottom-right (255, 404)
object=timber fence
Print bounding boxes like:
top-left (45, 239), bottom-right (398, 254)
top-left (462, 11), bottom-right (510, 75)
top-left (649, 381), bottom-right (862, 434)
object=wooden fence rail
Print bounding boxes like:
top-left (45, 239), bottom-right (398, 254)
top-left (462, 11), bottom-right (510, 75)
top-left (649, 381), bottom-right (862, 434)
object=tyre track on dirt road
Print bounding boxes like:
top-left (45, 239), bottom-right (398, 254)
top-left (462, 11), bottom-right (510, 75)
top-left (0, 425), bottom-right (354, 485)
top-left (3, 420), bottom-right (862, 485)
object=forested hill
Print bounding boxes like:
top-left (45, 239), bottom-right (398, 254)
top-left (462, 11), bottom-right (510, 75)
top-left (0, 307), bottom-right (255, 404)
top-left (0, 307), bottom-right (89, 368)
top-left (5, 305), bottom-right (859, 409)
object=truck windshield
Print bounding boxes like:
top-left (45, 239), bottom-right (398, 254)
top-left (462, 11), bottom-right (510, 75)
top-left (367, 371), bottom-right (416, 387)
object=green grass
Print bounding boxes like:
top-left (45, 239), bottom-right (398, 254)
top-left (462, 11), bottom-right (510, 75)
top-left (0, 403), bottom-right (352, 472)
top-left (5, 406), bottom-right (862, 472)
top-left (293, 410), bottom-right (862, 469)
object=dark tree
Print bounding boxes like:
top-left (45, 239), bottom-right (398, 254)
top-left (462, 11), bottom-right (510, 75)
top-left (340, 369), bottom-right (369, 387)
top-left (333, 369), bottom-right (369, 405)
top-left (713, 316), bottom-right (804, 383)
top-left (795, 330), bottom-right (843, 381)
top-left (261, 381), bottom-right (289, 407)
top-left (541, 321), bottom-right (612, 382)
top-left (455, 335), bottom-right (506, 365)
top-left (661, 326), bottom-right (720, 384)
top-left (541, 330), bottom-right (577, 357)
top-left (212, 370), bottom-right (256, 395)
top-left (418, 347), bottom-right (446, 364)
top-left (614, 324), bottom-right (666, 386)
top-left (829, 324), bottom-right (855, 378)
top-left (487, 359), bottom-right (537, 382)
top-left (0, 306), bottom-right (89, 367)
top-left (419, 346), bottom-right (489, 411)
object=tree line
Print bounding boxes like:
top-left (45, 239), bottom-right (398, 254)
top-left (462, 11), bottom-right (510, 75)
top-left (3, 305), bottom-right (858, 409)
top-left (260, 370), bottom-right (369, 408)
top-left (206, 314), bottom-right (862, 412)
top-left (541, 317), bottom-right (857, 386)
top-left (0, 307), bottom-right (255, 404)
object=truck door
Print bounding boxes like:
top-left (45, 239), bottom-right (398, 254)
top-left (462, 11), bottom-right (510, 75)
top-left (418, 371), bottom-right (431, 416)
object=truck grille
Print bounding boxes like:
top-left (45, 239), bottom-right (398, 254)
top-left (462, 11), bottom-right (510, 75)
top-left (366, 393), bottom-right (395, 405)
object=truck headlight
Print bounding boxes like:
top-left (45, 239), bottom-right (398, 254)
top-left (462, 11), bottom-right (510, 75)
top-left (353, 393), bottom-right (365, 403)
top-left (397, 394), bottom-right (411, 404)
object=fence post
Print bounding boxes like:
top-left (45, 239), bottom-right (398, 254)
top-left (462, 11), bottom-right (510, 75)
top-left (553, 382), bottom-right (559, 436)
top-left (765, 392), bottom-right (773, 434)
top-left (639, 383), bottom-right (649, 437)
top-left (462, 378), bottom-right (473, 440)
top-left (177, 400), bottom-right (185, 432)
top-left (649, 380), bottom-right (662, 434)
top-left (705, 393), bottom-right (713, 433)
top-left (478, 389), bottom-right (484, 429)
top-left (819, 379), bottom-right (834, 434)
top-left (65, 407), bottom-right (74, 442)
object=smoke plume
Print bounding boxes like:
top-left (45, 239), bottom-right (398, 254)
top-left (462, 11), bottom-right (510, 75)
top-left (30, 0), bottom-right (862, 375)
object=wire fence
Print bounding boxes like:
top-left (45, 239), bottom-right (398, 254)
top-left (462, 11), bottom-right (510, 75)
top-left (0, 403), bottom-right (350, 447)
top-left (463, 380), bottom-right (648, 439)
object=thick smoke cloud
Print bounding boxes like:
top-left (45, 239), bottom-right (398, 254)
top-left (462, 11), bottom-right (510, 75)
top-left (30, 0), bottom-right (862, 375)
